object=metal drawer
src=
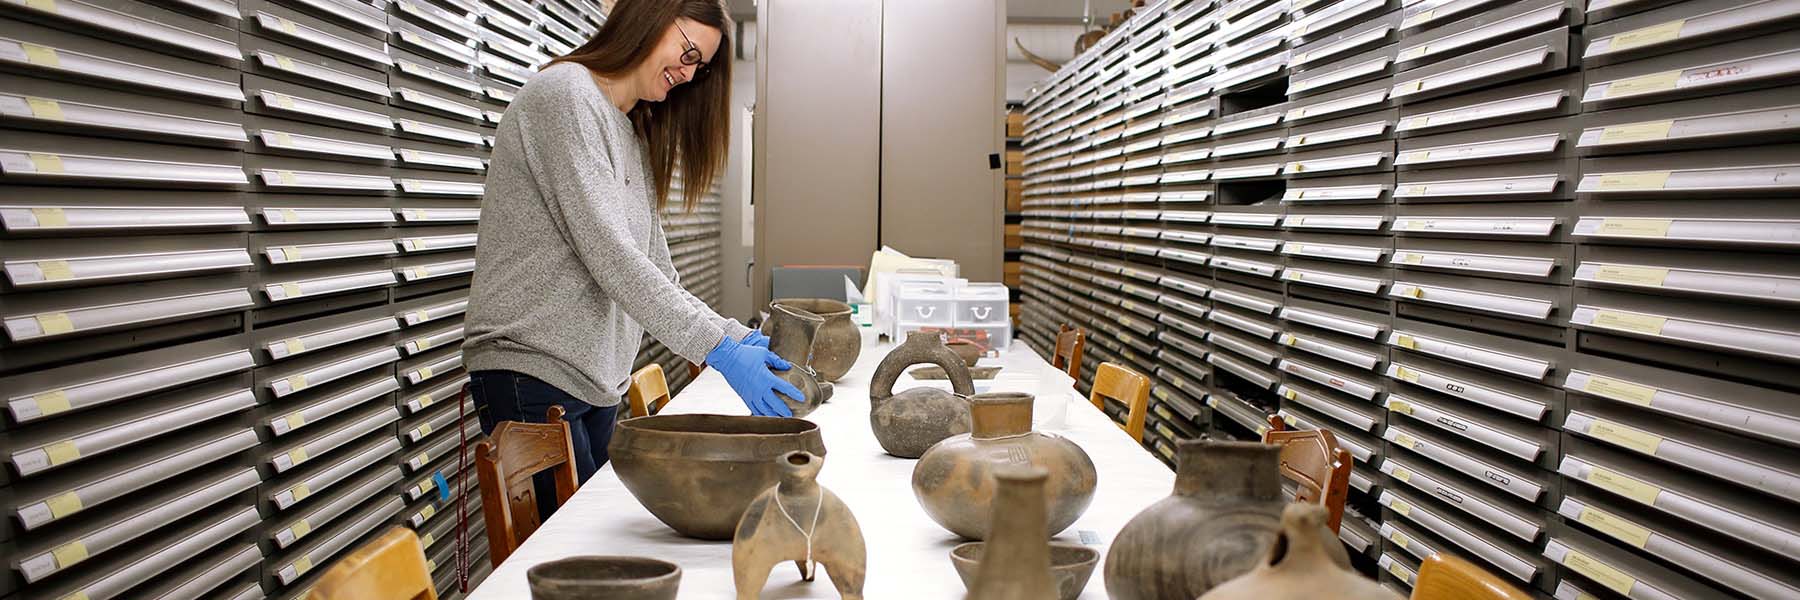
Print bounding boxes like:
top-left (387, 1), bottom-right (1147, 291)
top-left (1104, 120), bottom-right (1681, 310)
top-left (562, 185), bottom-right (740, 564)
top-left (1566, 399), bottom-right (1800, 502)
top-left (1397, 71), bottom-right (1582, 137)
top-left (1285, 109), bottom-right (1397, 152)
top-left (0, 335), bottom-right (251, 427)
top-left (1390, 268), bottom-right (1567, 326)
top-left (1384, 392), bottom-right (1557, 465)
top-left (1388, 316), bottom-right (1559, 381)
top-left (254, 228), bottom-right (398, 268)
top-left (1278, 324), bottom-right (1386, 371)
top-left (273, 495), bottom-right (404, 584)
top-left (1562, 351), bottom-right (1800, 449)
top-left (266, 404), bottom-right (398, 474)
top-left (4, 422), bottom-right (257, 532)
top-left (1576, 87), bottom-right (1800, 156)
top-left (1380, 486), bottom-right (1553, 590)
top-left (1, 274), bottom-right (256, 344)
top-left (389, 47), bottom-right (481, 97)
top-left (243, 153), bottom-right (395, 193)
top-left (1584, 0), bottom-right (1800, 66)
top-left (402, 418), bottom-right (478, 472)
top-left (393, 106), bottom-right (486, 147)
top-left (1391, 27), bottom-right (1574, 104)
top-left (1396, 159), bottom-right (1578, 207)
top-left (1398, 0), bottom-right (1523, 34)
top-left (0, 130), bottom-right (247, 188)
top-left (1570, 198), bottom-right (1800, 250)
top-left (0, 21), bottom-right (242, 104)
top-left (390, 17), bottom-right (475, 68)
top-left (1, 233), bottom-right (251, 291)
top-left (130, 543), bottom-right (261, 600)
top-left (1379, 454), bottom-right (1546, 543)
top-left (1289, 43), bottom-right (1397, 99)
top-left (1555, 493), bottom-right (1799, 599)
top-left (266, 372), bottom-right (398, 439)
top-left (1283, 139), bottom-right (1394, 178)
top-left (1390, 236), bottom-right (1568, 283)
top-left (265, 430), bottom-right (397, 512)
top-left (246, 114), bottom-right (393, 164)
top-left (1397, 1), bottom-right (1572, 71)
top-left (1544, 523), bottom-right (1729, 600)
top-left (1276, 403), bottom-right (1382, 464)
top-left (1279, 356), bottom-right (1385, 400)
top-left (1572, 243), bottom-right (1800, 307)
top-left (399, 396), bottom-right (472, 443)
top-left (1575, 142), bottom-right (1800, 198)
top-left (246, 73), bottom-right (394, 133)
top-left (1281, 295), bottom-right (1389, 340)
top-left (1393, 202), bottom-right (1569, 240)
top-left (270, 463), bottom-right (402, 549)
top-left (1571, 287), bottom-right (1800, 364)
top-left (248, 4), bottom-right (392, 69)
top-left (1211, 282), bottom-right (1284, 314)
top-left (1397, 118), bottom-right (1576, 169)
top-left (258, 338), bottom-right (400, 398)
top-left (6, 0), bottom-right (241, 64)
top-left (241, 33), bottom-right (392, 101)
top-left (28, 503), bottom-right (258, 600)
top-left (1284, 78), bottom-right (1396, 128)
top-left (1384, 420), bottom-right (1553, 505)
top-left (1293, 0), bottom-right (1399, 45)
top-left (393, 0), bottom-right (476, 42)
top-left (1281, 380), bottom-right (1384, 431)
top-left (4, 379), bottom-right (253, 478)
top-left (1283, 171), bottom-right (1396, 205)
top-left (397, 345), bottom-right (463, 386)
top-left (0, 74), bottom-right (247, 148)
top-left (269, 0), bottom-right (389, 38)
top-left (1282, 255), bottom-right (1389, 297)
top-left (1282, 230), bottom-right (1391, 263)
top-left (1581, 31), bottom-right (1800, 109)
top-left (1386, 352), bottom-right (1558, 422)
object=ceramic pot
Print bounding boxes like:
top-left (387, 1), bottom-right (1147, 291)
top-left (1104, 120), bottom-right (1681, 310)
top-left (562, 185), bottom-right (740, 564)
top-left (1199, 503), bottom-right (1399, 600)
top-left (869, 332), bottom-right (977, 458)
top-left (732, 452), bottom-right (866, 599)
top-left (911, 392), bottom-right (1096, 539)
top-left (951, 542), bottom-right (1099, 600)
top-left (766, 299), bottom-right (861, 382)
top-left (945, 338), bottom-right (982, 367)
top-left (1103, 439), bottom-right (1284, 600)
top-left (964, 466), bottom-right (1059, 600)
top-left (527, 556), bottom-right (680, 600)
top-left (609, 414), bottom-right (828, 540)
top-left (760, 303), bottom-right (829, 416)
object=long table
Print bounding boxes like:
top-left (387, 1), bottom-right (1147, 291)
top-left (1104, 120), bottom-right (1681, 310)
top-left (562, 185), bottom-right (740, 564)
top-left (466, 340), bottom-right (1177, 599)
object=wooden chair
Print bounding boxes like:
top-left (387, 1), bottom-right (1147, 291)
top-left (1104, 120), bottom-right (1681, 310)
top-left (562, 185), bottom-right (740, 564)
top-left (1411, 553), bottom-right (1532, 600)
top-left (475, 405), bottom-right (579, 567)
top-left (1260, 426), bottom-right (1353, 533)
top-left (1053, 324), bottom-right (1086, 381)
top-left (1089, 362), bottom-right (1151, 442)
top-left (306, 527), bottom-right (436, 600)
top-left (626, 363), bottom-right (673, 418)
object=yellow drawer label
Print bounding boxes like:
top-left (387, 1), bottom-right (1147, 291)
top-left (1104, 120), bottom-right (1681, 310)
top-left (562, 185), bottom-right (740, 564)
top-left (35, 389), bottom-right (71, 416)
top-left (52, 540), bottom-right (87, 568)
top-left (46, 491), bottom-right (82, 519)
top-left (291, 518), bottom-right (312, 539)
top-left (1589, 420), bottom-right (1664, 456)
top-left (1583, 375), bottom-right (1656, 406)
top-left (36, 312), bottom-right (74, 335)
top-left (1605, 69), bottom-right (1681, 98)
top-left (44, 440), bottom-right (80, 466)
top-left (1594, 172), bottom-right (1671, 191)
top-left (1587, 467), bottom-right (1662, 505)
top-left (1388, 400), bottom-right (1414, 415)
top-left (1609, 19), bottom-right (1685, 53)
top-left (1593, 265), bottom-right (1668, 287)
top-left (31, 207), bottom-right (68, 227)
top-left (1564, 550), bottom-right (1636, 595)
top-left (1592, 310), bottom-right (1667, 336)
top-left (1393, 433), bottom-right (1418, 449)
top-left (1578, 506), bottom-right (1652, 548)
top-left (1596, 120), bottom-right (1674, 144)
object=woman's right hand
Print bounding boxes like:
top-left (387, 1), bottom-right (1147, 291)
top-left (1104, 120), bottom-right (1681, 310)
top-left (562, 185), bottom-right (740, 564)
top-left (705, 335), bottom-right (800, 417)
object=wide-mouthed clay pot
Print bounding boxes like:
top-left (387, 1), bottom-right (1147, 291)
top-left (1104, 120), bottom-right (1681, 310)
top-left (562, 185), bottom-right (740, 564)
top-left (732, 452), bottom-right (866, 599)
top-left (1103, 439), bottom-right (1284, 600)
top-left (911, 392), bottom-right (1096, 539)
top-left (951, 541), bottom-right (1099, 600)
top-left (1198, 503), bottom-right (1400, 600)
top-left (765, 298), bottom-right (861, 383)
top-left (527, 556), bottom-right (681, 600)
top-left (869, 332), bottom-right (976, 458)
top-left (609, 414), bottom-right (828, 540)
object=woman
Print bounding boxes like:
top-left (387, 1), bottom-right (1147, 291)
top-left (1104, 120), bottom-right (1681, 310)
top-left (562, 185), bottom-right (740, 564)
top-left (463, 0), bottom-right (800, 494)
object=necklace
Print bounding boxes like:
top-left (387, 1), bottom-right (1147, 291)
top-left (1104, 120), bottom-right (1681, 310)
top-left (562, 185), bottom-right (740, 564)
top-left (773, 488), bottom-right (825, 579)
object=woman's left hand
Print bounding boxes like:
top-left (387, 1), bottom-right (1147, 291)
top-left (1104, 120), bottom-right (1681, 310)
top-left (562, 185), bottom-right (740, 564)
top-left (740, 329), bottom-right (771, 348)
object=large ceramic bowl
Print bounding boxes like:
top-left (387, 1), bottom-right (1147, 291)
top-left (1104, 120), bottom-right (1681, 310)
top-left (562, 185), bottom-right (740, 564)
top-left (949, 541), bottom-right (1100, 600)
top-left (608, 414), bottom-right (827, 540)
top-left (527, 556), bottom-right (681, 600)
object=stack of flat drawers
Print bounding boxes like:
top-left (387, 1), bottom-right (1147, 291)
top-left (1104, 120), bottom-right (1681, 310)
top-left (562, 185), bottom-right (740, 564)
top-left (0, 1), bottom-right (723, 599)
top-left (1019, 0), bottom-right (1800, 597)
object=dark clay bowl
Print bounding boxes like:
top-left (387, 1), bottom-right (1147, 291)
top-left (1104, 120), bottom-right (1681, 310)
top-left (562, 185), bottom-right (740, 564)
top-left (607, 414), bottom-right (827, 540)
top-left (949, 541), bottom-right (1100, 600)
top-left (527, 556), bottom-right (681, 600)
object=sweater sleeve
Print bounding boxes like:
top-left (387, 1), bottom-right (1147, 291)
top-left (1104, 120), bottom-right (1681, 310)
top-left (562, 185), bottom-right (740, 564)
top-left (649, 210), bottom-right (754, 342)
top-left (514, 94), bottom-right (725, 363)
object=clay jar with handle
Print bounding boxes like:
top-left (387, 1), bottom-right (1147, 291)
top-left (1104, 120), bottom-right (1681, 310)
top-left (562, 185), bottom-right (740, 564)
top-left (911, 392), bottom-right (1097, 540)
top-left (1103, 439), bottom-right (1285, 600)
top-left (1199, 502), bottom-right (1400, 600)
top-left (758, 303), bottom-right (830, 416)
top-left (767, 299), bottom-right (861, 382)
top-left (869, 332), bottom-right (977, 458)
top-left (964, 465), bottom-right (1058, 600)
top-left (732, 451), bottom-right (866, 599)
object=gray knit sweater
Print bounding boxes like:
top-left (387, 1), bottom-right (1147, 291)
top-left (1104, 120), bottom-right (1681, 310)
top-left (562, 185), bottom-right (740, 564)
top-left (463, 62), bottom-right (749, 406)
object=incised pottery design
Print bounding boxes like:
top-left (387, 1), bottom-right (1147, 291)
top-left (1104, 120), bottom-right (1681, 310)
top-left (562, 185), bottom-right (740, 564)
top-left (608, 414), bottom-right (828, 540)
top-left (963, 466), bottom-right (1059, 600)
top-left (911, 392), bottom-right (1096, 539)
top-left (910, 365), bottom-right (1003, 380)
top-left (1199, 503), bottom-right (1399, 600)
top-left (526, 556), bottom-right (681, 600)
top-left (766, 298), bottom-right (861, 382)
top-left (951, 541), bottom-right (1099, 600)
top-left (869, 332), bottom-right (977, 458)
top-left (760, 303), bottom-right (830, 416)
top-left (1103, 439), bottom-right (1285, 600)
top-left (732, 451), bottom-right (866, 599)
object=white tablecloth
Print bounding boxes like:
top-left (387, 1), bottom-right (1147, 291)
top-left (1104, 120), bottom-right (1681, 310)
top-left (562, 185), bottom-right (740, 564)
top-left (466, 340), bottom-right (1176, 599)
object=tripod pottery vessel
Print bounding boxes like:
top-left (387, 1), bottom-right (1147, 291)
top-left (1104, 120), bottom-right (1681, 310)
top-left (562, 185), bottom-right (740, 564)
top-left (911, 392), bottom-right (1096, 539)
top-left (1199, 503), bottom-right (1399, 600)
top-left (609, 414), bottom-right (828, 540)
top-left (963, 466), bottom-right (1059, 600)
top-left (759, 303), bottom-right (829, 416)
top-left (732, 451), bottom-right (866, 599)
top-left (870, 332), bottom-right (977, 458)
top-left (526, 556), bottom-right (680, 600)
top-left (766, 299), bottom-right (861, 382)
top-left (1103, 439), bottom-right (1284, 600)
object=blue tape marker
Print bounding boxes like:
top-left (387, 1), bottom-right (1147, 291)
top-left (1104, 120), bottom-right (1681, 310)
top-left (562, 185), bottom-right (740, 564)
top-left (433, 470), bottom-right (450, 502)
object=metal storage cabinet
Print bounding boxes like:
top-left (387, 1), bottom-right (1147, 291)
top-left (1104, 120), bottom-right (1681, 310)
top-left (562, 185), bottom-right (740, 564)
top-left (2, 0), bottom-right (727, 597)
top-left (1019, 0), bottom-right (1800, 591)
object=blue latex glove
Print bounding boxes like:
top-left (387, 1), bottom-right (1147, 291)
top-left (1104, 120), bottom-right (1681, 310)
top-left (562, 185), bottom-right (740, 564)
top-left (706, 335), bottom-right (800, 417)
top-left (741, 329), bottom-right (771, 348)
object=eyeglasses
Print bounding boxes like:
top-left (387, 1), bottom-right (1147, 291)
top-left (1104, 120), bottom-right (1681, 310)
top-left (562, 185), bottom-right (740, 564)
top-left (673, 21), bottom-right (709, 80)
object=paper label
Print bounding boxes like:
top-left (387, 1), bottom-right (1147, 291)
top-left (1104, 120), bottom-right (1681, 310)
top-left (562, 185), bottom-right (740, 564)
top-left (1392, 467), bottom-right (1413, 482)
top-left (1590, 420), bottom-right (1664, 455)
top-left (1609, 19), bottom-right (1684, 53)
top-left (292, 482), bottom-right (311, 502)
top-left (1388, 400), bottom-right (1414, 415)
top-left (1283, 388), bottom-right (1297, 400)
top-left (22, 43), bottom-right (59, 67)
top-left (1594, 265), bottom-right (1668, 287)
top-left (1395, 366), bottom-right (1420, 384)
top-left (1390, 499), bottom-right (1412, 516)
top-left (292, 518), bottom-right (312, 539)
top-left (274, 94), bottom-right (295, 109)
top-left (29, 153), bottom-right (64, 174)
top-left (1389, 562), bottom-right (1410, 581)
top-left (421, 504), bottom-right (436, 520)
top-left (31, 207), bottom-right (67, 227)
top-left (1597, 120), bottom-right (1674, 144)
top-left (1403, 151), bottom-right (1431, 163)
top-left (286, 413), bottom-right (306, 431)
top-left (287, 374), bottom-right (310, 393)
top-left (288, 447), bottom-right (309, 466)
top-left (1564, 550), bottom-right (1636, 595)
top-left (277, 16), bottom-right (298, 35)
top-left (1393, 433), bottom-right (1418, 449)
top-left (1402, 253), bottom-right (1423, 265)
top-left (285, 338), bottom-right (307, 355)
top-left (1389, 530), bottom-right (1411, 548)
top-left (282, 283), bottom-right (303, 299)
top-left (421, 532), bottom-right (435, 547)
top-left (63, 591), bottom-right (90, 600)
top-left (415, 337), bottom-right (433, 351)
top-left (35, 389), bottom-right (70, 416)
top-left (279, 208), bottom-right (299, 223)
top-left (419, 366), bottom-right (435, 380)
top-left (1578, 506), bottom-right (1652, 548)
top-left (1587, 466), bottom-right (1662, 505)
top-left (270, 131), bottom-right (293, 148)
top-left (276, 170), bottom-right (297, 185)
top-left (1592, 310), bottom-right (1667, 336)
top-left (44, 440), bottom-right (79, 465)
top-left (419, 423), bottom-right (433, 437)
top-left (26, 0), bottom-right (57, 12)
top-left (1396, 334), bottom-right (1417, 349)
top-left (1584, 375), bottom-right (1657, 406)
top-left (275, 55), bottom-right (294, 71)
top-left (38, 260), bottom-right (73, 281)
top-left (26, 96), bottom-right (63, 121)
top-left (1605, 69), bottom-right (1681, 98)
top-left (46, 491), bottom-right (82, 519)
top-left (295, 555), bottom-right (314, 576)
top-left (1595, 172), bottom-right (1671, 191)
top-left (52, 540), bottom-right (87, 568)
top-left (410, 310), bottom-right (430, 323)
top-left (36, 313), bottom-right (74, 335)
top-left (416, 394), bottom-right (434, 408)
top-left (282, 246), bottom-right (303, 262)
top-left (1403, 9), bottom-right (1435, 29)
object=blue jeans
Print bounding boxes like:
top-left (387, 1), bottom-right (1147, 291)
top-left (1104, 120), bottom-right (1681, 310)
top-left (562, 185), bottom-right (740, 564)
top-left (469, 370), bottom-right (621, 520)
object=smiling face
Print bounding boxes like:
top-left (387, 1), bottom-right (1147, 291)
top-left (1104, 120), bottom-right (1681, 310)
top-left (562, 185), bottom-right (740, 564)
top-left (636, 17), bottom-right (721, 103)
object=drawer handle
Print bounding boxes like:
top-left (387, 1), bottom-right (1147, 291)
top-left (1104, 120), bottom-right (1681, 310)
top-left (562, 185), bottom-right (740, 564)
top-left (971, 306), bottom-right (992, 320)
top-left (914, 306), bottom-right (937, 319)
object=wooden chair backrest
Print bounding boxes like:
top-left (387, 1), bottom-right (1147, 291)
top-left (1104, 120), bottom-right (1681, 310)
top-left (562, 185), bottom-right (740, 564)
top-left (1053, 324), bottom-right (1086, 381)
top-left (1411, 553), bottom-right (1533, 600)
top-left (626, 363), bottom-right (672, 418)
top-left (1261, 427), bottom-right (1353, 533)
top-left (1089, 362), bottom-right (1151, 442)
top-left (475, 405), bottom-right (579, 566)
top-left (306, 527), bottom-right (437, 600)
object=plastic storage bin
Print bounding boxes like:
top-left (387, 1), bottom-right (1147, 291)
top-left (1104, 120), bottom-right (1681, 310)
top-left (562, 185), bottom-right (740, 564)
top-left (954, 282), bottom-right (1011, 326)
top-left (895, 280), bottom-right (956, 329)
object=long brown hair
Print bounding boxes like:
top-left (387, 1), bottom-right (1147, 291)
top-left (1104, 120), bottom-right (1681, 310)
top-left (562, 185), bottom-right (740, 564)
top-left (550, 0), bottom-right (732, 212)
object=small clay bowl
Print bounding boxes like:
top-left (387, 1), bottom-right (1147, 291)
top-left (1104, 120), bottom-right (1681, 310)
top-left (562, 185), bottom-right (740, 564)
top-left (949, 541), bottom-right (1099, 600)
top-left (910, 365), bottom-right (1004, 380)
top-left (527, 556), bottom-right (681, 600)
